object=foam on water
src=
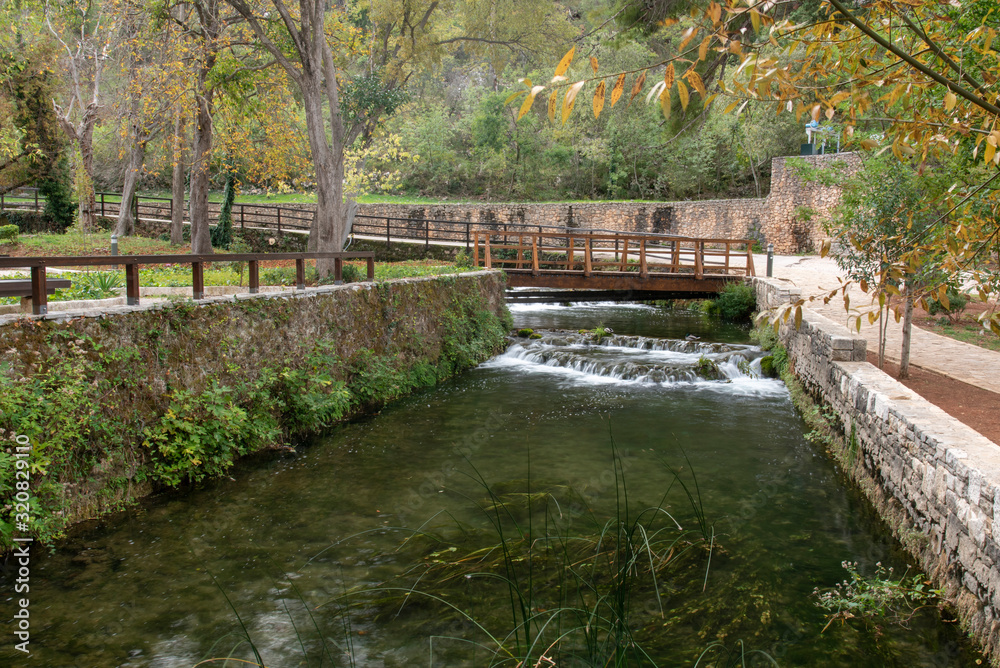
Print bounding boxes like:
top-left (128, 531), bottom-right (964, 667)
top-left (481, 331), bottom-right (787, 396)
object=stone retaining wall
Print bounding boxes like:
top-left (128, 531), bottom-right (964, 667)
top-left (132, 153), bottom-right (857, 254)
top-left (357, 153), bottom-right (858, 253)
top-left (754, 277), bottom-right (1000, 661)
top-left (0, 272), bottom-right (510, 550)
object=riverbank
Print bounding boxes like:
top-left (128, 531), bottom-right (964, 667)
top-left (754, 276), bottom-right (1000, 665)
top-left (0, 271), bottom-right (510, 552)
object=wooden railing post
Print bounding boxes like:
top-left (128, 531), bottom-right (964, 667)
top-left (746, 243), bottom-right (756, 276)
top-left (295, 258), bottom-right (305, 290)
top-left (249, 259), bottom-right (259, 293)
top-left (334, 257), bottom-right (344, 283)
top-left (240, 205), bottom-right (245, 230)
top-left (485, 236), bottom-right (493, 269)
top-left (672, 240), bottom-right (680, 272)
top-left (518, 234), bottom-right (524, 268)
top-left (34, 189), bottom-right (38, 212)
top-left (277, 207), bottom-right (282, 233)
top-left (584, 236), bottom-right (592, 277)
top-left (473, 231), bottom-right (480, 267)
top-left (567, 236), bottom-right (574, 270)
top-left (531, 235), bottom-right (540, 276)
top-left (425, 219), bottom-right (430, 250)
top-left (640, 238), bottom-right (648, 278)
top-left (366, 256), bottom-right (375, 281)
top-left (126, 262), bottom-right (140, 305)
top-left (466, 222), bottom-right (471, 250)
top-left (695, 241), bottom-right (704, 279)
top-left (192, 261), bottom-right (205, 299)
top-left (386, 217), bottom-right (391, 248)
top-left (30, 265), bottom-right (47, 315)
top-left (724, 241), bottom-right (731, 273)
top-left (620, 238), bottom-right (629, 271)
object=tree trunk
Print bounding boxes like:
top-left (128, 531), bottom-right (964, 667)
top-left (301, 80), bottom-right (346, 275)
top-left (170, 113), bottom-right (187, 245)
top-left (189, 90), bottom-right (214, 255)
top-left (115, 136), bottom-right (146, 237)
top-left (899, 283), bottom-right (914, 379)
top-left (77, 121), bottom-right (97, 232)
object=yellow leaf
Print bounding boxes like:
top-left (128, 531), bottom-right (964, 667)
top-left (562, 80), bottom-right (586, 124)
top-left (811, 104), bottom-right (821, 121)
top-left (590, 56), bottom-right (599, 75)
top-left (860, 279), bottom-right (868, 292)
top-left (820, 239), bottom-right (831, 257)
top-left (593, 80), bottom-right (606, 118)
top-left (660, 88), bottom-right (671, 119)
top-left (699, 36), bottom-right (711, 62)
top-left (629, 71), bottom-right (647, 105)
top-left (985, 141), bottom-right (996, 165)
top-left (722, 100), bottom-right (740, 115)
top-left (825, 107), bottom-right (835, 120)
top-left (945, 91), bottom-right (957, 111)
top-left (677, 79), bottom-right (690, 111)
top-left (505, 90), bottom-right (527, 106)
top-left (729, 39), bottom-right (742, 55)
top-left (679, 27), bottom-right (697, 52)
top-left (517, 86), bottom-right (545, 121)
top-left (750, 9), bottom-right (761, 33)
top-left (709, 2), bottom-right (722, 24)
top-left (547, 90), bottom-right (557, 122)
top-left (664, 63), bottom-right (675, 92)
top-left (686, 70), bottom-right (706, 98)
top-left (555, 47), bottom-right (575, 77)
top-left (794, 306), bottom-right (802, 330)
top-left (610, 73), bottom-right (626, 107)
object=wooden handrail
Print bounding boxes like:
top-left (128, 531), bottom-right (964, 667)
top-left (472, 230), bottom-right (755, 280)
top-left (0, 251), bottom-right (376, 315)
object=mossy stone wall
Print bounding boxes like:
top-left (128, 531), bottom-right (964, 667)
top-left (0, 272), bottom-right (510, 550)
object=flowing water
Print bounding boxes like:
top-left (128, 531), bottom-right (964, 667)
top-left (1, 302), bottom-right (984, 667)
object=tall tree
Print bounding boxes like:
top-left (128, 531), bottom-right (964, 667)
top-left (46, 0), bottom-right (120, 232)
top-left (226, 0), bottom-right (573, 274)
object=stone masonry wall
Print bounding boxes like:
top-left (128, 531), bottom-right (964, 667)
top-left (753, 277), bottom-right (1000, 661)
top-left (356, 153), bottom-right (859, 253)
top-left (131, 154), bottom-right (857, 254)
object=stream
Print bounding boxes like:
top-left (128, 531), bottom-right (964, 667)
top-left (0, 302), bottom-right (983, 667)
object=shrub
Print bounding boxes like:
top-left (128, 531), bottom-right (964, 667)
top-left (926, 285), bottom-right (968, 322)
top-left (454, 249), bottom-right (473, 268)
top-left (0, 224), bottom-right (17, 243)
top-left (341, 263), bottom-right (364, 283)
top-left (713, 282), bottom-right (756, 321)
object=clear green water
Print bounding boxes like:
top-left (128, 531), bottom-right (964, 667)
top-left (1, 303), bottom-right (983, 667)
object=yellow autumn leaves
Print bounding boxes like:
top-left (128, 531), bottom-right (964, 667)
top-left (505, 45), bottom-right (712, 125)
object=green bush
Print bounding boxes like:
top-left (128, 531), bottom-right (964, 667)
top-left (926, 285), bottom-right (968, 321)
top-left (341, 264), bottom-right (364, 283)
top-left (713, 282), bottom-right (757, 321)
top-left (0, 224), bottom-right (17, 243)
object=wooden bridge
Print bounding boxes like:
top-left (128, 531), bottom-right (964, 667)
top-left (472, 230), bottom-right (755, 303)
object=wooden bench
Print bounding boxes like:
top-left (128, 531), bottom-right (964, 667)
top-left (0, 278), bottom-right (72, 313)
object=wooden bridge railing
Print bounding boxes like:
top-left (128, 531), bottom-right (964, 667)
top-left (0, 251), bottom-right (375, 315)
top-left (472, 231), bottom-right (755, 280)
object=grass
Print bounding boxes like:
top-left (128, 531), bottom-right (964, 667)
top-left (1, 260), bottom-right (476, 306)
top-left (4, 231), bottom-right (186, 257)
top-left (200, 440), bottom-right (778, 667)
top-left (918, 316), bottom-right (1000, 352)
top-left (128, 189), bottom-right (686, 206)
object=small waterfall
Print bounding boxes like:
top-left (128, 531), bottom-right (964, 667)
top-left (484, 331), bottom-right (781, 392)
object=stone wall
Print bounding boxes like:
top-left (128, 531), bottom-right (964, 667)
top-left (356, 153), bottom-right (859, 253)
top-left (130, 153), bottom-right (857, 254)
top-left (0, 272), bottom-right (510, 550)
top-left (753, 277), bottom-right (1000, 661)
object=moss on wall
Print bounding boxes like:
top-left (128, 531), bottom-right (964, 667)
top-left (0, 272), bottom-right (511, 550)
